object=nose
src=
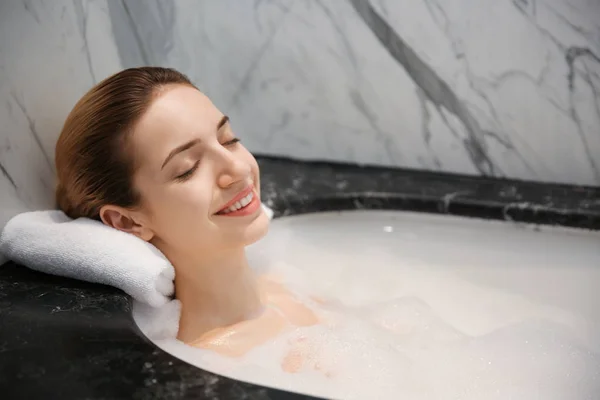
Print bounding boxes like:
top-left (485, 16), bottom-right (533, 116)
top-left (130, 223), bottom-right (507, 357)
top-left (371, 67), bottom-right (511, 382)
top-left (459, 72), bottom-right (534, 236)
top-left (214, 146), bottom-right (251, 189)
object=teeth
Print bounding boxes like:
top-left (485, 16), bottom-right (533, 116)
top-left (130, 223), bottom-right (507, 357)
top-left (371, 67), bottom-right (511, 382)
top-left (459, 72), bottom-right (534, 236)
top-left (220, 192), bottom-right (254, 214)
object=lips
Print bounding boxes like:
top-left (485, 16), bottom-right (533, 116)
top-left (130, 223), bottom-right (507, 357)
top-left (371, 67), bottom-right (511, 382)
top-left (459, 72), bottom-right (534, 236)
top-left (216, 185), bottom-right (255, 215)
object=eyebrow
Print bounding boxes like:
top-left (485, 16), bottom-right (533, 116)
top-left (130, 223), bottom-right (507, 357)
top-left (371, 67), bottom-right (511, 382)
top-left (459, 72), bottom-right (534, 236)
top-left (161, 115), bottom-right (230, 170)
top-left (217, 115), bottom-right (229, 130)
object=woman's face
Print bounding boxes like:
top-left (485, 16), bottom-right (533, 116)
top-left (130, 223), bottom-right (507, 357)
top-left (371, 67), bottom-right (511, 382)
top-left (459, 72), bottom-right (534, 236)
top-left (128, 84), bottom-right (269, 259)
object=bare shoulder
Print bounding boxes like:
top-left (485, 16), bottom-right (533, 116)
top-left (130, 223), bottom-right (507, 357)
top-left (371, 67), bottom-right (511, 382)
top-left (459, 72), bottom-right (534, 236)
top-left (258, 275), bottom-right (319, 326)
top-left (189, 307), bottom-right (287, 357)
top-left (189, 276), bottom-right (319, 357)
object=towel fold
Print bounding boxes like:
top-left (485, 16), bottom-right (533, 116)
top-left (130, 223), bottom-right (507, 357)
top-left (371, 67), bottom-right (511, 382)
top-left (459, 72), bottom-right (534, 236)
top-left (0, 204), bottom-right (274, 307)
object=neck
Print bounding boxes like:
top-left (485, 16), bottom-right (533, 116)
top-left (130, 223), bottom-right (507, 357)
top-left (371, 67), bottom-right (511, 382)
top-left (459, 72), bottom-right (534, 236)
top-left (172, 247), bottom-right (262, 343)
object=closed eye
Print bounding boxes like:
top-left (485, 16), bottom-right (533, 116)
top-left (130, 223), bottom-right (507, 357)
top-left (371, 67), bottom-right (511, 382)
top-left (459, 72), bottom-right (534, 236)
top-left (175, 161), bottom-right (200, 182)
top-left (223, 138), bottom-right (240, 146)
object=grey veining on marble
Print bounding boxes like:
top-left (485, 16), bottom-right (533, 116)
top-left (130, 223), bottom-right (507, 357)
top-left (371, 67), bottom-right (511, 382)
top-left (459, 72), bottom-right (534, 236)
top-left (0, 0), bottom-right (122, 261)
top-left (106, 0), bottom-right (176, 67)
top-left (0, 0), bottom-right (599, 244)
top-left (350, 0), bottom-right (499, 176)
top-left (105, 0), bottom-right (599, 185)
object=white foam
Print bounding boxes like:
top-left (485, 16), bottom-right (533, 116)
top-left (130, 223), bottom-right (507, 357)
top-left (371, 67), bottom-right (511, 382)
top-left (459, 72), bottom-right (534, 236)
top-left (134, 210), bottom-right (600, 399)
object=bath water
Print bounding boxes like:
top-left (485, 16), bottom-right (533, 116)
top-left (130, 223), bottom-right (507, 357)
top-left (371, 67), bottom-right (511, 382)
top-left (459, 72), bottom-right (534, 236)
top-left (134, 211), bottom-right (600, 399)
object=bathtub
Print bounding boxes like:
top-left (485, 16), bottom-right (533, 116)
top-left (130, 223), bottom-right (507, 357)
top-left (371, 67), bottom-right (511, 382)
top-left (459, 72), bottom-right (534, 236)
top-left (1, 156), bottom-right (599, 399)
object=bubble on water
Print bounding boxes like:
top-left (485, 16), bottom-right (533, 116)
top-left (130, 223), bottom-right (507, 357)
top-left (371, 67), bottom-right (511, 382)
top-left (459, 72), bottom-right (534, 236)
top-left (418, 320), bottom-right (600, 399)
top-left (362, 297), bottom-right (467, 351)
top-left (134, 211), bottom-right (600, 400)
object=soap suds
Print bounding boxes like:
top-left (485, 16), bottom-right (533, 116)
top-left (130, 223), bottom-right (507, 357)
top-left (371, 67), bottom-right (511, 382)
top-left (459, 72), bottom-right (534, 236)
top-left (134, 211), bottom-right (600, 399)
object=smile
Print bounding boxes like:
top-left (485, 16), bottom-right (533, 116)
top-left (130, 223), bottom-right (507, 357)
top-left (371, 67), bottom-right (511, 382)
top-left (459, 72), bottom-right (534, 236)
top-left (216, 185), bottom-right (261, 216)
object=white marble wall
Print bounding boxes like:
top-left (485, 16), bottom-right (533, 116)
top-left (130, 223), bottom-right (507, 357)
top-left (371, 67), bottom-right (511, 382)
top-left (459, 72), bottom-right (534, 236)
top-left (1, 0), bottom-right (599, 261)
top-left (108, 0), bottom-right (599, 186)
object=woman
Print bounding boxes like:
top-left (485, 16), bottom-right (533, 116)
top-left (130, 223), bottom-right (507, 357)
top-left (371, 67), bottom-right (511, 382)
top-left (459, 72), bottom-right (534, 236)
top-left (55, 67), bottom-right (319, 367)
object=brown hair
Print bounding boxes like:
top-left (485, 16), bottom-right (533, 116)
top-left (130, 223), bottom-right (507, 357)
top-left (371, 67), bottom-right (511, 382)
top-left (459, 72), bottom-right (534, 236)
top-left (55, 67), bottom-right (195, 220)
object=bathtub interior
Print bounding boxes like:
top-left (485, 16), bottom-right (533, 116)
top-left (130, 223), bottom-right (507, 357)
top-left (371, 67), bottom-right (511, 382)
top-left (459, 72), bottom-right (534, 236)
top-left (133, 210), bottom-right (600, 400)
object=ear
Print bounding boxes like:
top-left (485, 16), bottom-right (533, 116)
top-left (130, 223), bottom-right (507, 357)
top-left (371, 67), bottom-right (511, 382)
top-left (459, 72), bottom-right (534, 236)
top-left (99, 205), bottom-right (154, 242)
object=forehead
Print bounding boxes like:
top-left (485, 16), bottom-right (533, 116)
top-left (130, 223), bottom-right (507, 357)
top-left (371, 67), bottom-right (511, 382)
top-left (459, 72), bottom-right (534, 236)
top-left (130, 85), bottom-right (223, 165)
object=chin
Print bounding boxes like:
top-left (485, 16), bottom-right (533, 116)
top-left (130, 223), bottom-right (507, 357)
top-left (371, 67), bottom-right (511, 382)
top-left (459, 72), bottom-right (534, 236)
top-left (242, 209), bottom-right (270, 246)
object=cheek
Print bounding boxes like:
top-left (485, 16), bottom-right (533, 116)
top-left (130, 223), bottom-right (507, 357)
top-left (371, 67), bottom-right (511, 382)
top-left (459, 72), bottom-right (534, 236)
top-left (241, 148), bottom-right (260, 186)
top-left (149, 191), bottom-right (216, 251)
top-left (144, 181), bottom-right (213, 229)
top-left (171, 181), bottom-right (213, 218)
